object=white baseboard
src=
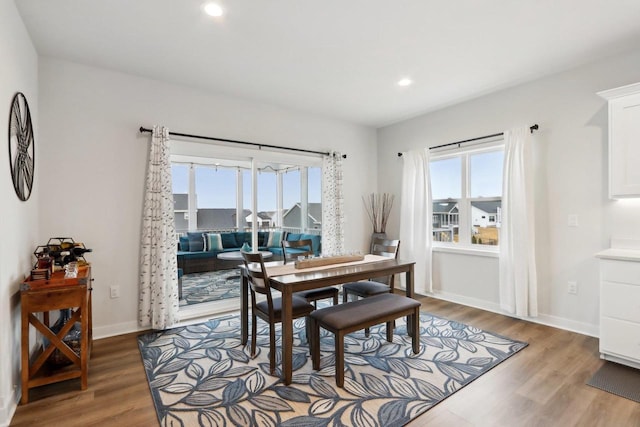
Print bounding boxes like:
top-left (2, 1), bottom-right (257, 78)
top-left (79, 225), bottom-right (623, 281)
top-left (428, 290), bottom-right (599, 338)
top-left (0, 389), bottom-right (18, 427)
top-left (93, 320), bottom-right (142, 340)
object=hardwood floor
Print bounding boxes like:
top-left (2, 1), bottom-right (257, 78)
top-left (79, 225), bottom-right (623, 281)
top-left (10, 296), bottom-right (640, 426)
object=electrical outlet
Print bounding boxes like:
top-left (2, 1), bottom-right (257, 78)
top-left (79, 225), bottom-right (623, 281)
top-left (110, 286), bottom-right (120, 299)
top-left (568, 281), bottom-right (578, 295)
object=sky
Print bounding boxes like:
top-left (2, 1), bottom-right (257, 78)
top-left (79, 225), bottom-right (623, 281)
top-left (172, 164), bottom-right (321, 211)
top-left (174, 149), bottom-right (502, 211)
top-left (430, 150), bottom-right (503, 199)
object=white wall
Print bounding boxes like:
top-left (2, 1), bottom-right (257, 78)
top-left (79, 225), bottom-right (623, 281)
top-left (38, 58), bottom-right (377, 339)
top-left (378, 47), bottom-right (640, 336)
top-left (0, 0), bottom-right (39, 424)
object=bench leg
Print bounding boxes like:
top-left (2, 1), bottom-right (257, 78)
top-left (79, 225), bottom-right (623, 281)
top-left (411, 308), bottom-right (420, 354)
top-left (386, 320), bottom-right (394, 342)
top-left (335, 331), bottom-right (345, 387)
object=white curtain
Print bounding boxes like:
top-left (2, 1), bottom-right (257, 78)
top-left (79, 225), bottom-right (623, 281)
top-left (399, 148), bottom-right (432, 293)
top-left (321, 152), bottom-right (345, 255)
top-left (139, 126), bottom-right (179, 330)
top-left (499, 127), bottom-right (538, 317)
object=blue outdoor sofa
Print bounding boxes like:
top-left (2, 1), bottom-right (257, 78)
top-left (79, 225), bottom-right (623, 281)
top-left (177, 230), bottom-right (321, 274)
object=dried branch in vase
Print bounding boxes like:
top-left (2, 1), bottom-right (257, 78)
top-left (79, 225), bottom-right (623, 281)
top-left (363, 193), bottom-right (395, 233)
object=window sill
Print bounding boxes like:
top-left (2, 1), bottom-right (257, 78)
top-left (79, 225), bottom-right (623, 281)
top-left (432, 245), bottom-right (499, 258)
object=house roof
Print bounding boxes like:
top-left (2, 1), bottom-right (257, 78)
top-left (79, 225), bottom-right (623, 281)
top-left (283, 203), bottom-right (322, 223)
top-left (433, 202), bottom-right (458, 214)
top-left (197, 208), bottom-right (251, 230)
top-left (173, 194), bottom-right (188, 211)
top-left (471, 201), bottom-right (501, 214)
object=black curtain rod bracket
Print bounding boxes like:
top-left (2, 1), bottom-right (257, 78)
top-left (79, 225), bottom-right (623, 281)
top-left (139, 126), bottom-right (346, 159)
top-left (397, 124), bottom-right (538, 157)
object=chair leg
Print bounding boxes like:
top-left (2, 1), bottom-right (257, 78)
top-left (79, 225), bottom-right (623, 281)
top-left (332, 292), bottom-right (338, 305)
top-left (412, 308), bottom-right (420, 354)
top-left (310, 318), bottom-right (320, 370)
top-left (251, 314), bottom-right (257, 357)
top-left (269, 323), bottom-right (276, 375)
top-left (336, 331), bottom-right (345, 387)
top-left (365, 326), bottom-right (370, 337)
top-left (304, 317), bottom-right (311, 344)
top-left (342, 289), bottom-right (348, 304)
top-left (386, 320), bottom-right (394, 342)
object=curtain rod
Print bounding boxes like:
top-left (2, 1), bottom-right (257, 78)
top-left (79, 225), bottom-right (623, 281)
top-left (397, 124), bottom-right (539, 157)
top-left (139, 126), bottom-right (347, 158)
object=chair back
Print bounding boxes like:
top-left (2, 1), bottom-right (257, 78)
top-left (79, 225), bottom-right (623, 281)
top-left (281, 239), bottom-right (314, 264)
top-left (372, 238), bottom-right (400, 259)
top-left (371, 238), bottom-right (400, 285)
top-left (241, 251), bottom-right (272, 298)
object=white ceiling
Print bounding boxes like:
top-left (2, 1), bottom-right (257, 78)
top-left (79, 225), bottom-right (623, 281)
top-left (15, 0), bottom-right (640, 127)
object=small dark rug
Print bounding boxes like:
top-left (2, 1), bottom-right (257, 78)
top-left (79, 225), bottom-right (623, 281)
top-left (180, 269), bottom-right (240, 306)
top-left (587, 361), bottom-right (640, 403)
top-left (138, 311), bottom-right (527, 426)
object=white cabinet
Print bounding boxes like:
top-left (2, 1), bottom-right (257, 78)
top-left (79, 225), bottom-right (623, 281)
top-left (598, 82), bottom-right (640, 198)
top-left (596, 248), bottom-right (640, 370)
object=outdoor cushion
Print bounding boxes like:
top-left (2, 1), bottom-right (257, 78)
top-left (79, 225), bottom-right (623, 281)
top-left (221, 233), bottom-right (238, 249)
top-left (300, 234), bottom-right (321, 255)
top-left (179, 236), bottom-right (190, 252)
top-left (205, 233), bottom-right (223, 251)
top-left (186, 232), bottom-right (205, 252)
top-left (266, 230), bottom-right (285, 247)
top-left (235, 232), bottom-right (252, 245)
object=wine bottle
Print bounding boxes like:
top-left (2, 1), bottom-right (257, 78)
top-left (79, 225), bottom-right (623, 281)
top-left (72, 247), bottom-right (93, 256)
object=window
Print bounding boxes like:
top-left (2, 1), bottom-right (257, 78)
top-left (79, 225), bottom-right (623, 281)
top-left (430, 143), bottom-right (504, 247)
top-left (171, 159), bottom-right (322, 235)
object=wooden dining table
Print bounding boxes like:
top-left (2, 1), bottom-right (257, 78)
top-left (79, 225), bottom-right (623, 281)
top-left (239, 255), bottom-right (416, 385)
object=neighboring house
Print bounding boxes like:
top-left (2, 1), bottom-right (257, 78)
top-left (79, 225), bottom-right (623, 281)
top-left (198, 208), bottom-right (250, 231)
top-left (173, 194), bottom-right (189, 233)
top-left (432, 202), bottom-right (459, 229)
top-left (283, 202), bottom-right (322, 231)
top-left (173, 193), bottom-right (252, 233)
top-left (471, 201), bottom-right (502, 228)
top-left (245, 211), bottom-right (275, 228)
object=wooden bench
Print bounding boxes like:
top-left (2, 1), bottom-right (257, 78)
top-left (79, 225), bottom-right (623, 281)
top-left (308, 293), bottom-right (421, 387)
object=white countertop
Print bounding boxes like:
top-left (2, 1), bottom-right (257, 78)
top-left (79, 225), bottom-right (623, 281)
top-left (596, 248), bottom-right (640, 262)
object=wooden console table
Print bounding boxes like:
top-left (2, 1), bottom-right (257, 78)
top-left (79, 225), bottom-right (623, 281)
top-left (20, 266), bottom-right (92, 404)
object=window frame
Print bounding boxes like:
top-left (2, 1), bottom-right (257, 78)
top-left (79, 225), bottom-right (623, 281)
top-left (430, 138), bottom-right (504, 253)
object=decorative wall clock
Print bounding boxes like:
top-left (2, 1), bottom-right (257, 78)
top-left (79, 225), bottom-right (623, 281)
top-left (8, 92), bottom-right (34, 201)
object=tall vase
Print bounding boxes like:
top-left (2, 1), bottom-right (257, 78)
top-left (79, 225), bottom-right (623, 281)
top-left (370, 232), bottom-right (387, 253)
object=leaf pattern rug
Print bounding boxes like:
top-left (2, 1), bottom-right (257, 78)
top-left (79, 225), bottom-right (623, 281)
top-left (180, 270), bottom-right (241, 306)
top-left (138, 311), bottom-right (527, 426)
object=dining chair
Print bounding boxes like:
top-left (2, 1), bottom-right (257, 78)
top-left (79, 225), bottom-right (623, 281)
top-left (341, 238), bottom-right (400, 336)
top-left (282, 239), bottom-right (339, 307)
top-left (242, 251), bottom-right (315, 375)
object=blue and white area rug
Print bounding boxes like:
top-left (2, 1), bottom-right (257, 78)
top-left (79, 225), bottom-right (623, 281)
top-left (138, 312), bottom-right (527, 426)
top-left (180, 270), bottom-right (240, 306)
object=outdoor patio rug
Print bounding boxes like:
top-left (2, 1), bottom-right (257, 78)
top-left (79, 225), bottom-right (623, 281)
top-left (180, 269), bottom-right (240, 306)
top-left (587, 361), bottom-right (640, 403)
top-left (138, 312), bottom-right (527, 426)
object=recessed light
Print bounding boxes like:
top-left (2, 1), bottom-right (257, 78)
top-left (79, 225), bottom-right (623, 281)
top-left (397, 78), bottom-right (413, 87)
top-left (204, 3), bottom-right (223, 17)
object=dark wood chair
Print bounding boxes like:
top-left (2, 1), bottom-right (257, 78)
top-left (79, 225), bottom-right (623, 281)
top-left (242, 251), bottom-right (315, 375)
top-left (282, 239), bottom-right (339, 307)
top-left (341, 238), bottom-right (400, 336)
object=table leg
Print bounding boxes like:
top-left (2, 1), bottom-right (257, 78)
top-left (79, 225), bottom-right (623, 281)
top-left (406, 266), bottom-right (415, 337)
top-left (241, 271), bottom-right (248, 345)
top-left (281, 287), bottom-right (293, 385)
top-left (21, 308), bottom-right (30, 404)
